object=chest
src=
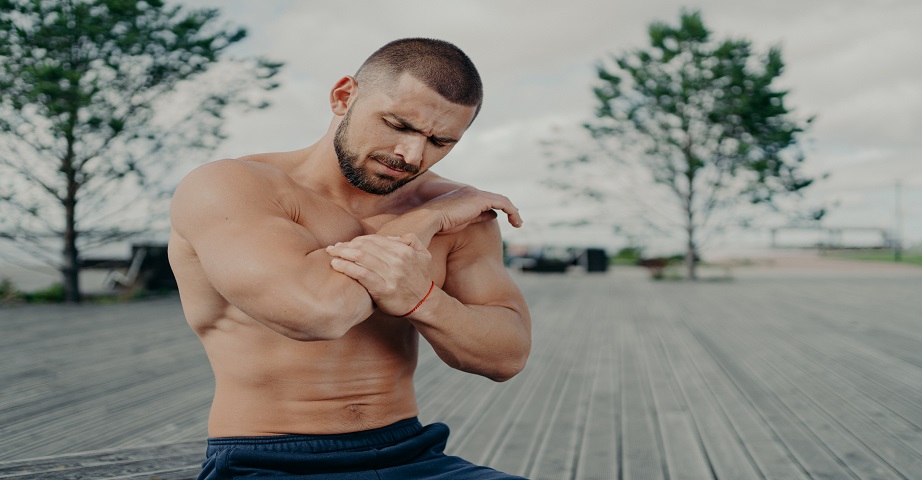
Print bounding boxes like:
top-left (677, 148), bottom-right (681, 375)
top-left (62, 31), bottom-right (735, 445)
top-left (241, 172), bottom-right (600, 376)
top-left (292, 198), bottom-right (454, 288)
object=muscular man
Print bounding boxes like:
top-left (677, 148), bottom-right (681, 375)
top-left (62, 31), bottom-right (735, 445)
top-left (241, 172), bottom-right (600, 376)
top-left (169, 38), bottom-right (531, 479)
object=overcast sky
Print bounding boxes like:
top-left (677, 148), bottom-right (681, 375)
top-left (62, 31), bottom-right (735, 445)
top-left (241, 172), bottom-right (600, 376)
top-left (169, 0), bottom-right (920, 254)
top-left (2, 0), bottom-right (918, 289)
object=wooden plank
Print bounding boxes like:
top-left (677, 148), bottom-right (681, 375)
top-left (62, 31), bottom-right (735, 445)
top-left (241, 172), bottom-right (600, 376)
top-left (0, 456), bottom-right (201, 479)
top-left (487, 300), bottom-right (589, 477)
top-left (687, 314), bottom-right (859, 479)
top-left (642, 300), bottom-right (762, 480)
top-left (638, 320), bottom-right (713, 480)
top-left (448, 340), bottom-right (559, 465)
top-left (527, 301), bottom-right (598, 479)
top-left (0, 441), bottom-right (202, 479)
top-left (711, 328), bottom-right (905, 479)
top-left (3, 268), bottom-right (922, 480)
top-left (574, 301), bottom-right (619, 480)
top-left (665, 325), bottom-right (809, 480)
top-left (744, 324), bottom-right (922, 476)
top-left (620, 316), bottom-right (666, 480)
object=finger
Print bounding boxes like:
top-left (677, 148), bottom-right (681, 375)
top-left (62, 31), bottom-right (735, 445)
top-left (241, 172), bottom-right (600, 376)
top-left (506, 208), bottom-right (524, 228)
top-left (326, 244), bottom-right (391, 273)
top-left (470, 210), bottom-right (498, 225)
top-left (330, 258), bottom-right (385, 290)
top-left (495, 198), bottom-right (523, 228)
top-left (328, 236), bottom-right (417, 273)
top-left (348, 235), bottom-right (415, 264)
top-left (477, 191), bottom-right (524, 228)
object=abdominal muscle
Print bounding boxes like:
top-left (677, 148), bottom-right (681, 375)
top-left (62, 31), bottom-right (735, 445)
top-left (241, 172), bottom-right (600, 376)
top-left (198, 307), bottom-right (421, 437)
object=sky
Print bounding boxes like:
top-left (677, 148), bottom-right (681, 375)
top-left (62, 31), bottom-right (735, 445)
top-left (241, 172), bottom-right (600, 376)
top-left (171, 0), bottom-right (922, 255)
top-left (2, 0), bottom-right (921, 284)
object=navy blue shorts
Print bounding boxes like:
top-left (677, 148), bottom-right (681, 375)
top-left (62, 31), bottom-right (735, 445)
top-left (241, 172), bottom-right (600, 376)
top-left (196, 417), bottom-right (526, 479)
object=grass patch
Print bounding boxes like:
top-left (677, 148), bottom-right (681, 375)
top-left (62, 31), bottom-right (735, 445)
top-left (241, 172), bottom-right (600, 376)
top-left (0, 277), bottom-right (170, 305)
top-left (828, 250), bottom-right (922, 266)
top-left (22, 283), bottom-right (65, 303)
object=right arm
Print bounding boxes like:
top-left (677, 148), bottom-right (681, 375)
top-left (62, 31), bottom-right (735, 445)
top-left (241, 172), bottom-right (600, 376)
top-left (170, 161), bottom-right (519, 341)
top-left (170, 160), bottom-right (377, 341)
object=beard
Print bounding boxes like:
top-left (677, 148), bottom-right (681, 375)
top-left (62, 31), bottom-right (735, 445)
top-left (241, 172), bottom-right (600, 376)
top-left (334, 108), bottom-right (421, 195)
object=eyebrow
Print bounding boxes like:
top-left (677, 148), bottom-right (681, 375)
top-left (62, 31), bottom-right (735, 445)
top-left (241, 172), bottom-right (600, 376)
top-left (388, 114), bottom-right (459, 145)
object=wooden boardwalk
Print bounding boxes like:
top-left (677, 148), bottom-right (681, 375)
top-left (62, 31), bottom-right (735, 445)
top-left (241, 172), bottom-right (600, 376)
top-left (1, 264), bottom-right (921, 479)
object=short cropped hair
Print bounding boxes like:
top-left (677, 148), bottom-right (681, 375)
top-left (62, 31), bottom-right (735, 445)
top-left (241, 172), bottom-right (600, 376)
top-left (355, 38), bottom-right (483, 118)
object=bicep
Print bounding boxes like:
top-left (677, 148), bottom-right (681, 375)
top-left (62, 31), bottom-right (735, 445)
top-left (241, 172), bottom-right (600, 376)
top-left (171, 163), bottom-right (318, 294)
top-left (170, 162), bottom-right (369, 336)
top-left (191, 212), bottom-right (325, 304)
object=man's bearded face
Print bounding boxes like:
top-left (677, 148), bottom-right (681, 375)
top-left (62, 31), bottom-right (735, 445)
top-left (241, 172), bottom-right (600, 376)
top-left (334, 106), bottom-right (421, 196)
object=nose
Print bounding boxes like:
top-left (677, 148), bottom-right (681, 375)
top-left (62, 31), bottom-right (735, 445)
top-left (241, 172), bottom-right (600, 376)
top-left (393, 135), bottom-right (426, 166)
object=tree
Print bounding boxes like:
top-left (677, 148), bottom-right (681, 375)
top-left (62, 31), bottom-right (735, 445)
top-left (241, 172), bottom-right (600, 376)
top-left (0, 0), bottom-right (282, 301)
top-left (557, 10), bottom-right (815, 279)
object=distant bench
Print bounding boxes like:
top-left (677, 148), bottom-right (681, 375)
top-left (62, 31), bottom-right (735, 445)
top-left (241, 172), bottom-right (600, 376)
top-left (80, 243), bottom-right (177, 292)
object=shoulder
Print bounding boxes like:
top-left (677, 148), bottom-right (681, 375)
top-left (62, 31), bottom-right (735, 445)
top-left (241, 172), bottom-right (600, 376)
top-left (175, 158), bottom-right (289, 195)
top-left (170, 158), bottom-right (295, 235)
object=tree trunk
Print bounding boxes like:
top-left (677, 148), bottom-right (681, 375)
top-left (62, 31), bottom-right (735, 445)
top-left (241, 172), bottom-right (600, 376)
top-left (685, 227), bottom-right (698, 281)
top-left (684, 179), bottom-right (698, 281)
top-left (62, 213), bottom-right (80, 303)
top-left (62, 132), bottom-right (81, 303)
top-left (684, 180), bottom-right (698, 281)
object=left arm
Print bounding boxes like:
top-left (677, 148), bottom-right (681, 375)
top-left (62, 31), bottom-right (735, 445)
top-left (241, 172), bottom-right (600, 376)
top-left (326, 220), bottom-right (531, 382)
top-left (410, 220), bottom-right (531, 381)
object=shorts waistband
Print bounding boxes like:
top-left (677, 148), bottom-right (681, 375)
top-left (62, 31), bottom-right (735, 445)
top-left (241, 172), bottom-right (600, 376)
top-left (206, 417), bottom-right (424, 453)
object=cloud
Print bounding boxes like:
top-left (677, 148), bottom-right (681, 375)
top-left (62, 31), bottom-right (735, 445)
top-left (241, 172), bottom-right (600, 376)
top-left (169, 0), bottom-right (922, 246)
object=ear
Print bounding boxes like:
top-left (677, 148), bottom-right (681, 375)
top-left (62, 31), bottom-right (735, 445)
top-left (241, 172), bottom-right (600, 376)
top-left (330, 76), bottom-right (357, 116)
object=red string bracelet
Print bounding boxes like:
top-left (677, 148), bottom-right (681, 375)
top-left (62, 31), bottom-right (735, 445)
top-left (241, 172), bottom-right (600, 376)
top-left (397, 281), bottom-right (435, 317)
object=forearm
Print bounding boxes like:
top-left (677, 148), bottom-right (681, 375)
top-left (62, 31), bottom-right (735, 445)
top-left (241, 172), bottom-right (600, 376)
top-left (375, 208), bottom-right (442, 246)
top-left (274, 210), bottom-right (441, 338)
top-left (406, 287), bottom-right (531, 382)
top-left (224, 249), bottom-right (375, 341)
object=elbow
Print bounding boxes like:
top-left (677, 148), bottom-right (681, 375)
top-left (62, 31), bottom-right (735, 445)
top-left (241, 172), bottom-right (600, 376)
top-left (482, 338), bottom-right (530, 382)
top-left (258, 300), bottom-right (358, 342)
top-left (265, 316), bottom-right (344, 342)
top-left (487, 352), bottom-right (529, 383)
top-left (484, 329), bottom-right (531, 382)
top-left (278, 324), bottom-right (344, 342)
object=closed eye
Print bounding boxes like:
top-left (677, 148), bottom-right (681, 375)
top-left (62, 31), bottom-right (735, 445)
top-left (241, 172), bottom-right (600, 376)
top-left (384, 119), bottom-right (407, 131)
top-left (383, 116), bottom-right (457, 148)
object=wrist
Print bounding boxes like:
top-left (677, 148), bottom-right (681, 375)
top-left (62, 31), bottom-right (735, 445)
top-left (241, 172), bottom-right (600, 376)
top-left (396, 281), bottom-right (436, 317)
top-left (402, 283), bottom-right (445, 321)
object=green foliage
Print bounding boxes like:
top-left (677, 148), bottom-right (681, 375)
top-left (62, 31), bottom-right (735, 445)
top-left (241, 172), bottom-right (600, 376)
top-left (610, 246), bottom-right (643, 265)
top-left (0, 276), bottom-right (23, 303)
top-left (584, 9), bottom-right (815, 279)
top-left (0, 0), bottom-right (282, 301)
top-left (23, 283), bottom-right (65, 303)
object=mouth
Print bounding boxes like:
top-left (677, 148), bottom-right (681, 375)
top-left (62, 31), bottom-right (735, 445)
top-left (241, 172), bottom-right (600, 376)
top-left (369, 153), bottom-right (418, 178)
top-left (375, 159), bottom-right (409, 176)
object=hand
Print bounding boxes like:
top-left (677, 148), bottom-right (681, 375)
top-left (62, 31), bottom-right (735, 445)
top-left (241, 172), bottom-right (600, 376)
top-left (325, 234), bottom-right (434, 316)
top-left (417, 186), bottom-right (523, 235)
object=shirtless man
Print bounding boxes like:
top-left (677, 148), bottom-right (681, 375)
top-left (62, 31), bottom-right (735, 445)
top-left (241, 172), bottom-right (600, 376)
top-left (168, 38), bottom-right (531, 479)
